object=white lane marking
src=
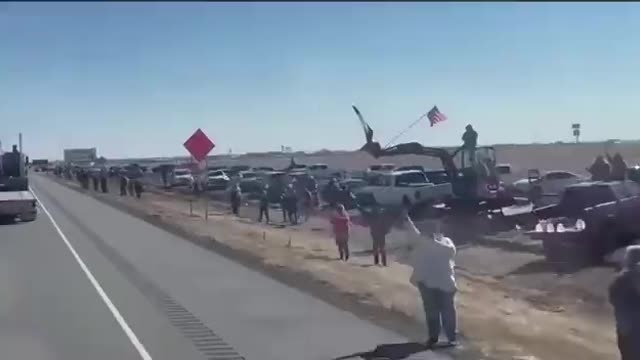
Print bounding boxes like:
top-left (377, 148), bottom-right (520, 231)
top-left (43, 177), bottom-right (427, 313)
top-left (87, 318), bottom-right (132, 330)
top-left (30, 187), bottom-right (152, 360)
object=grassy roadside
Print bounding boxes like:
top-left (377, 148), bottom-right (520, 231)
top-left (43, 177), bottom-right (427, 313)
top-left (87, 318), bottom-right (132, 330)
top-left (45, 175), bottom-right (617, 360)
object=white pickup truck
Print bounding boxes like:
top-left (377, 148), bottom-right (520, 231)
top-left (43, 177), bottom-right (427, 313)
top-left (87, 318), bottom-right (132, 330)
top-left (354, 170), bottom-right (453, 208)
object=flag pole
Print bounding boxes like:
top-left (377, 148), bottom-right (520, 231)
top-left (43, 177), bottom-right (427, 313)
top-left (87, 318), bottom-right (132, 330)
top-left (383, 110), bottom-right (431, 148)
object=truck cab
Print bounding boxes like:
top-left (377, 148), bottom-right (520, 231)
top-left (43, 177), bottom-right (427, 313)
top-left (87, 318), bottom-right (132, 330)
top-left (0, 146), bottom-right (37, 222)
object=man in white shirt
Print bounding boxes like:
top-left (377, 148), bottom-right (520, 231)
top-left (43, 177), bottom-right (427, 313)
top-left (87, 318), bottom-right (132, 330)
top-left (405, 211), bottom-right (458, 348)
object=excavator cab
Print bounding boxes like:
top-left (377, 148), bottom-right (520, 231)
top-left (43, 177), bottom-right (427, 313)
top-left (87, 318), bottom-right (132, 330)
top-left (451, 146), bottom-right (509, 208)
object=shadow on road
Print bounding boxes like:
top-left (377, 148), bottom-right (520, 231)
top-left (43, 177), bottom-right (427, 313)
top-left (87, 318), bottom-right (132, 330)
top-left (0, 216), bottom-right (18, 226)
top-left (332, 342), bottom-right (430, 360)
top-left (303, 253), bottom-right (340, 262)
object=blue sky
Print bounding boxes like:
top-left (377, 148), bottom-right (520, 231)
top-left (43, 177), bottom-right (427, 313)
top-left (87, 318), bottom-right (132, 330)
top-left (2, 2), bottom-right (639, 159)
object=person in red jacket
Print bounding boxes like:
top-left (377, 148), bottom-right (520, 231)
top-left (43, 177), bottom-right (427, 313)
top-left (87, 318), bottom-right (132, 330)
top-left (330, 204), bottom-right (351, 261)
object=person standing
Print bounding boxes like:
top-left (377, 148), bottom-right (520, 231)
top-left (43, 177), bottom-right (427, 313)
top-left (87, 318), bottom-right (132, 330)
top-left (298, 188), bottom-right (313, 223)
top-left (359, 206), bottom-right (393, 266)
top-left (587, 155), bottom-right (611, 181)
top-left (330, 204), bottom-right (351, 261)
top-left (461, 124), bottom-right (478, 163)
top-left (160, 166), bottom-right (169, 188)
top-left (371, 208), bottom-right (394, 266)
top-left (279, 191), bottom-right (288, 223)
top-left (609, 245), bottom-right (640, 360)
top-left (258, 187), bottom-right (270, 224)
top-left (608, 153), bottom-right (628, 181)
top-left (100, 168), bottom-right (108, 193)
top-left (285, 185), bottom-right (298, 225)
top-left (92, 172), bottom-right (99, 191)
top-left (119, 174), bottom-right (128, 196)
top-left (405, 212), bottom-right (458, 347)
top-left (230, 184), bottom-right (242, 216)
top-left (127, 176), bottom-right (135, 196)
top-left (134, 179), bottom-right (144, 199)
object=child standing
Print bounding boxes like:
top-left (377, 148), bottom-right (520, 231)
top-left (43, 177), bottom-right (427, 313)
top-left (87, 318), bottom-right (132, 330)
top-left (330, 204), bottom-right (351, 261)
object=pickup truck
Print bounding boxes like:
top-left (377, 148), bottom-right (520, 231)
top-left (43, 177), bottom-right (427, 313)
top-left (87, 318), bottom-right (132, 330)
top-left (354, 170), bottom-right (452, 209)
top-left (530, 181), bottom-right (640, 265)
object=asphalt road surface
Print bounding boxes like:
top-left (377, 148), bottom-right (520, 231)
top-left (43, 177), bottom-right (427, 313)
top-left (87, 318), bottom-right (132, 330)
top-left (0, 174), bottom-right (453, 360)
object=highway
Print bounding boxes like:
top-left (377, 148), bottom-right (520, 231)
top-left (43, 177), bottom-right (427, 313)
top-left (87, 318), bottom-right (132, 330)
top-left (0, 174), bottom-right (451, 360)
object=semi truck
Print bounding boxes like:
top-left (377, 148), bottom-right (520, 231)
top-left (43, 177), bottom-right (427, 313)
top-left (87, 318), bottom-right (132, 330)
top-left (0, 144), bottom-right (37, 222)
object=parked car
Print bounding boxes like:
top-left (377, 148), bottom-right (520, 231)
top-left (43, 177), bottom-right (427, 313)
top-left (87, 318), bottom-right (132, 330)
top-left (170, 169), bottom-right (194, 187)
top-left (237, 171), bottom-right (264, 194)
top-left (395, 165), bottom-right (426, 173)
top-left (627, 165), bottom-right (640, 183)
top-left (253, 166), bottom-right (275, 172)
top-left (367, 163), bottom-right (396, 173)
top-left (207, 170), bottom-right (230, 190)
top-left (495, 163), bottom-right (512, 175)
top-left (511, 170), bottom-right (586, 200)
top-left (226, 165), bottom-right (251, 177)
top-left (340, 178), bottom-right (367, 192)
top-left (307, 163), bottom-right (342, 180)
top-left (266, 171), bottom-right (289, 203)
top-left (207, 165), bottom-right (228, 172)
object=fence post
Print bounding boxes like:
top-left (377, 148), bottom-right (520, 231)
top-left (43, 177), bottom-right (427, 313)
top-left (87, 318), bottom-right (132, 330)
top-left (204, 193), bottom-right (209, 221)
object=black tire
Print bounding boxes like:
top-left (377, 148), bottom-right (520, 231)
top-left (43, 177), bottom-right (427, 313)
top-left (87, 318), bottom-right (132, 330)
top-left (402, 195), bottom-right (412, 208)
top-left (589, 222), bottom-right (617, 265)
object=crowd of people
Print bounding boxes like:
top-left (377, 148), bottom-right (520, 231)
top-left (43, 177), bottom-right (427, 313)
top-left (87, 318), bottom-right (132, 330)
top-left (54, 165), bottom-right (144, 199)
top-left (587, 152), bottom-right (629, 181)
top-left (228, 175), bottom-right (318, 225)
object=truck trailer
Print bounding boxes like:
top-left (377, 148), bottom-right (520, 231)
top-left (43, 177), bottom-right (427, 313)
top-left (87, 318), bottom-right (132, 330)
top-left (0, 145), bottom-right (37, 222)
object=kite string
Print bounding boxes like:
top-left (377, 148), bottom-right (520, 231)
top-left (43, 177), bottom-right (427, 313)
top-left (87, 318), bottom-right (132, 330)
top-left (383, 110), bottom-right (431, 149)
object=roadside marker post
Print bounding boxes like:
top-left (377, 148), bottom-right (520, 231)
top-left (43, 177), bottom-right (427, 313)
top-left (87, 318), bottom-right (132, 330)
top-left (203, 159), bottom-right (209, 222)
top-left (183, 128), bottom-right (215, 223)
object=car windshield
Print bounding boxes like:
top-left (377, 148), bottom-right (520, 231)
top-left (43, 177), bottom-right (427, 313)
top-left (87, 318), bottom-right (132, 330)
top-left (209, 171), bottom-right (225, 177)
top-left (395, 172), bottom-right (429, 186)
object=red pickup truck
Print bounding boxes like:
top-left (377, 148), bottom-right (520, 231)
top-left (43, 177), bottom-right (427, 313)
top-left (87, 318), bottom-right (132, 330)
top-left (530, 181), bottom-right (640, 266)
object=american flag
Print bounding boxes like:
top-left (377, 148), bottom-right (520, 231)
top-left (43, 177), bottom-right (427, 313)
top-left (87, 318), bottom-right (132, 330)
top-left (427, 106), bottom-right (447, 127)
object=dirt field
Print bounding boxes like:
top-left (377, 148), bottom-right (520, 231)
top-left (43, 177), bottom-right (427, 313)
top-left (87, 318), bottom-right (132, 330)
top-left (53, 174), bottom-right (620, 360)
